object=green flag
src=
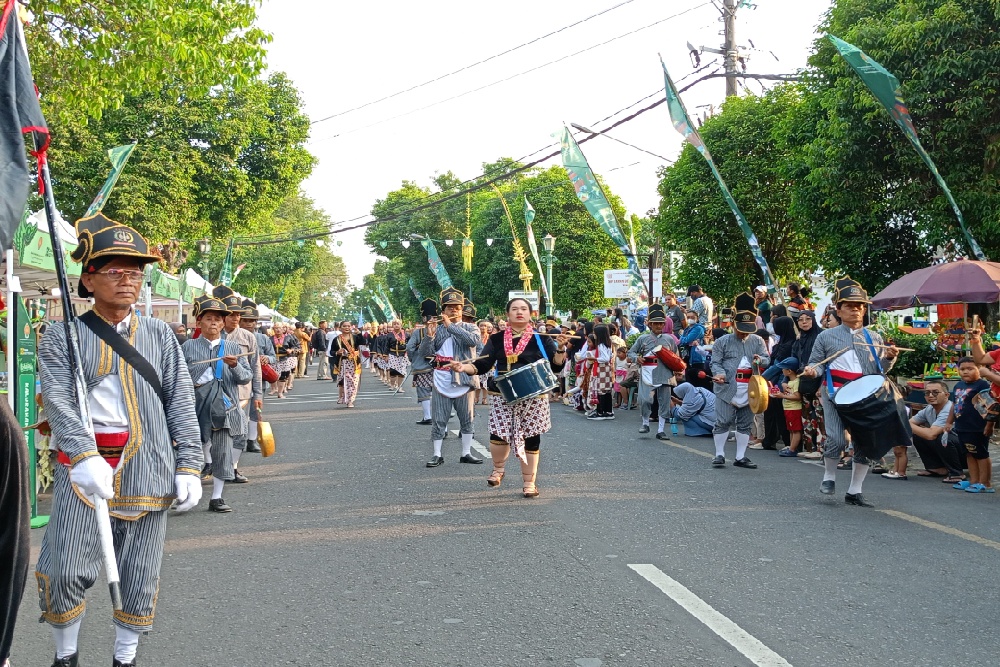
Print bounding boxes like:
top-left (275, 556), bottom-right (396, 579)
top-left (84, 143), bottom-right (137, 217)
top-left (661, 57), bottom-right (778, 292)
top-left (523, 196), bottom-right (549, 304)
top-left (559, 127), bottom-right (647, 304)
top-left (377, 284), bottom-right (398, 321)
top-left (828, 34), bottom-right (986, 261)
top-left (408, 277), bottom-right (423, 302)
top-left (217, 239), bottom-right (235, 286)
top-left (370, 290), bottom-right (391, 322)
top-left (420, 239), bottom-right (454, 289)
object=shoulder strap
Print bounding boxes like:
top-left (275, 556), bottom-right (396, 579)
top-left (534, 333), bottom-right (549, 362)
top-left (862, 328), bottom-right (884, 374)
top-left (78, 311), bottom-right (165, 405)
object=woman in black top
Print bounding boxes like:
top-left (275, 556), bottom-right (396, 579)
top-left (760, 315), bottom-right (796, 450)
top-left (451, 298), bottom-right (570, 497)
top-left (329, 320), bottom-right (365, 407)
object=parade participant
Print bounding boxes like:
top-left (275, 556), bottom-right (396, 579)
top-left (239, 300), bottom-right (272, 454)
top-left (463, 301), bottom-right (482, 395)
top-left (420, 288), bottom-right (482, 467)
top-left (710, 293), bottom-right (770, 469)
top-left (182, 296), bottom-right (252, 512)
top-left (386, 320), bottom-right (409, 392)
top-left (270, 323), bottom-right (299, 397)
top-left (359, 323), bottom-right (372, 370)
top-left (293, 322), bottom-right (311, 378)
top-left (407, 299), bottom-right (438, 424)
top-left (213, 286), bottom-right (261, 483)
top-left (36, 214), bottom-right (202, 667)
top-left (476, 320), bottom-right (494, 405)
top-left (311, 321), bottom-right (330, 380)
top-left (588, 324), bottom-right (617, 420)
top-left (330, 320), bottom-right (364, 408)
top-left (802, 276), bottom-right (901, 507)
top-left (627, 304), bottom-right (679, 439)
top-left (451, 298), bottom-right (570, 497)
top-left (0, 396), bottom-right (29, 667)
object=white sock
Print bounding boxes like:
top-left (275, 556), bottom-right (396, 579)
top-left (232, 448), bottom-right (242, 467)
top-left (461, 433), bottom-right (473, 456)
top-left (713, 432), bottom-right (727, 457)
top-left (52, 620), bottom-right (82, 659)
top-left (202, 443), bottom-right (212, 465)
top-left (114, 626), bottom-right (141, 663)
top-left (642, 418), bottom-right (650, 427)
top-left (433, 439), bottom-right (443, 457)
top-left (658, 417), bottom-right (666, 433)
top-left (422, 401), bottom-right (432, 420)
top-left (248, 420), bottom-right (257, 439)
top-left (735, 432), bottom-right (750, 460)
top-left (212, 477), bottom-right (225, 500)
top-left (823, 457), bottom-right (838, 482)
top-left (848, 462), bottom-right (869, 495)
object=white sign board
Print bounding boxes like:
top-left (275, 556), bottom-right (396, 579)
top-left (603, 269), bottom-right (662, 298)
top-left (508, 290), bottom-right (540, 311)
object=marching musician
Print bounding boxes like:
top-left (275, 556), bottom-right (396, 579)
top-left (626, 304), bottom-right (679, 440)
top-left (36, 215), bottom-right (202, 667)
top-left (330, 320), bottom-right (364, 408)
top-left (450, 298), bottom-right (570, 497)
top-left (709, 293), bottom-right (770, 470)
top-left (386, 321), bottom-right (410, 393)
top-left (239, 299), bottom-right (273, 454)
top-left (421, 288), bottom-right (482, 468)
top-left (802, 276), bottom-right (901, 507)
top-left (407, 300), bottom-right (438, 425)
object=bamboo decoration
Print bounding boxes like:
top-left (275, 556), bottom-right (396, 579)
top-left (489, 183), bottom-right (533, 291)
top-left (462, 192), bottom-right (474, 272)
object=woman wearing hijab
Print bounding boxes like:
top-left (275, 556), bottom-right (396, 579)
top-left (756, 316), bottom-right (796, 451)
top-left (670, 382), bottom-right (716, 436)
top-left (791, 310), bottom-right (824, 455)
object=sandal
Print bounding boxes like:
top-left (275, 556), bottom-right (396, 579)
top-left (942, 475), bottom-right (965, 484)
top-left (487, 469), bottom-right (505, 487)
top-left (522, 484), bottom-right (539, 498)
top-left (917, 470), bottom-right (946, 477)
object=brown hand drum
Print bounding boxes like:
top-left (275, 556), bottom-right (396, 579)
top-left (651, 345), bottom-right (687, 373)
top-left (257, 412), bottom-right (275, 457)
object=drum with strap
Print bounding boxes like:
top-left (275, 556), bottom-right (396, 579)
top-left (833, 374), bottom-right (911, 461)
top-left (495, 360), bottom-right (557, 404)
top-left (652, 344), bottom-right (687, 373)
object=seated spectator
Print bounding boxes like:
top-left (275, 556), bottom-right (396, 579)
top-left (670, 382), bottom-right (715, 437)
top-left (909, 379), bottom-right (965, 483)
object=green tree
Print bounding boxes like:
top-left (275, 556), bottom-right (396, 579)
top-left (655, 86), bottom-right (820, 301)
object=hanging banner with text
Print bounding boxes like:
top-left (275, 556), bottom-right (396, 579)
top-left (604, 269), bottom-right (662, 298)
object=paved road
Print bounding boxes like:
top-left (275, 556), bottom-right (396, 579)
top-left (11, 372), bottom-right (1000, 666)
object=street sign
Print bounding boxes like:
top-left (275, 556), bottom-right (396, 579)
top-left (507, 290), bottom-right (540, 312)
top-left (603, 269), bottom-right (662, 298)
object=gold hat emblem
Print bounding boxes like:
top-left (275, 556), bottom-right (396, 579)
top-left (113, 229), bottom-right (134, 244)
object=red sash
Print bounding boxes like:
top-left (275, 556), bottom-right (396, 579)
top-left (736, 369), bottom-right (752, 383)
top-left (58, 431), bottom-right (129, 468)
top-left (828, 369), bottom-right (862, 391)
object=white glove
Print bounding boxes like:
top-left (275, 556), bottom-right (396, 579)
top-left (69, 456), bottom-right (115, 499)
top-left (174, 474), bottom-right (202, 512)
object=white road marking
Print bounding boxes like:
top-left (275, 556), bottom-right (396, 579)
top-left (628, 564), bottom-right (793, 667)
top-left (450, 429), bottom-right (491, 459)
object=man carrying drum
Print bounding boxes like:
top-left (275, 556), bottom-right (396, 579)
top-left (802, 276), bottom-right (901, 508)
top-left (626, 304), bottom-right (679, 440)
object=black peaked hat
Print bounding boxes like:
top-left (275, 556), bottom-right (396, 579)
top-left (212, 285), bottom-right (243, 313)
top-left (240, 298), bottom-right (260, 320)
top-left (420, 298), bottom-right (439, 322)
top-left (647, 303), bottom-right (666, 323)
top-left (733, 292), bottom-right (758, 334)
top-left (193, 295), bottom-right (231, 319)
top-left (833, 275), bottom-right (871, 304)
top-left (440, 287), bottom-right (465, 307)
top-left (462, 301), bottom-right (477, 320)
top-left (72, 213), bottom-right (160, 298)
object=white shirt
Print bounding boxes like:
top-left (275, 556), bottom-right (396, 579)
top-left (89, 313), bottom-right (131, 434)
top-left (195, 338), bottom-right (222, 385)
top-left (830, 326), bottom-right (864, 375)
top-left (433, 337), bottom-right (470, 398)
top-left (732, 356), bottom-right (751, 408)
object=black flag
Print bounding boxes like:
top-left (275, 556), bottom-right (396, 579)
top-left (0, 0), bottom-right (48, 253)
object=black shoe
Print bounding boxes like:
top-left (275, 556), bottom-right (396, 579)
top-left (656, 431), bottom-right (669, 441)
top-left (50, 654), bottom-right (79, 667)
top-left (246, 439), bottom-right (261, 453)
top-left (733, 457), bottom-right (757, 469)
top-left (114, 659), bottom-right (137, 667)
top-left (200, 462), bottom-right (213, 482)
top-left (711, 455), bottom-right (725, 467)
top-left (426, 455), bottom-right (444, 468)
top-left (459, 453), bottom-right (484, 464)
top-left (845, 492), bottom-right (874, 508)
top-left (638, 424), bottom-right (650, 434)
top-left (820, 480), bottom-right (835, 495)
top-left (233, 469), bottom-right (248, 484)
top-left (415, 418), bottom-right (432, 425)
top-left (208, 498), bottom-right (232, 513)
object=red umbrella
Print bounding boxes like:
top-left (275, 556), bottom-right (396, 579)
top-left (872, 259), bottom-right (1000, 310)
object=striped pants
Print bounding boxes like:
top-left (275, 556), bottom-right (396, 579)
top-left (208, 429), bottom-right (235, 480)
top-left (713, 400), bottom-right (753, 435)
top-left (431, 390), bottom-right (474, 441)
top-left (638, 381), bottom-right (671, 422)
top-left (36, 465), bottom-right (168, 632)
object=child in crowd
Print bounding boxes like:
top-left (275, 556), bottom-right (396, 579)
top-left (946, 357), bottom-right (994, 493)
top-left (614, 346), bottom-right (630, 409)
top-left (771, 358), bottom-right (803, 458)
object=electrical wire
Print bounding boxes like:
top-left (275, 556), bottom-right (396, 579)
top-left (309, 0), bottom-right (644, 125)
top-left (308, 1), bottom-right (711, 143)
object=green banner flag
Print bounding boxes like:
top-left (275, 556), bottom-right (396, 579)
top-left (828, 34), bottom-right (986, 261)
top-left (217, 239), bottom-right (235, 286)
top-left (420, 238), bottom-right (454, 289)
top-left (661, 57), bottom-right (778, 293)
top-left (377, 284), bottom-right (398, 321)
top-left (408, 277), bottom-right (423, 302)
top-left (558, 127), bottom-right (647, 304)
top-left (369, 290), bottom-right (390, 323)
top-left (523, 196), bottom-right (549, 303)
top-left (84, 143), bottom-right (137, 217)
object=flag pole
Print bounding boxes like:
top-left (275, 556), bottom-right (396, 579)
top-left (34, 136), bottom-right (124, 611)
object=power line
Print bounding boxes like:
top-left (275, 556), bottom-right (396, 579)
top-left (309, 0), bottom-right (644, 125)
top-left (308, 2), bottom-right (711, 143)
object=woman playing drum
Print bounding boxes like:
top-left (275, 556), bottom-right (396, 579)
top-left (450, 298), bottom-right (570, 497)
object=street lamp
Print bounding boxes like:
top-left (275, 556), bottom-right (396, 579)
top-left (196, 238), bottom-right (212, 278)
top-left (541, 234), bottom-right (556, 317)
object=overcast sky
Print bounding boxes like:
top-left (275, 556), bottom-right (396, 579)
top-left (255, 0), bottom-right (833, 285)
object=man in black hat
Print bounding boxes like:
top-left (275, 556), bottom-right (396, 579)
top-left (626, 304), bottom-right (679, 439)
top-left (709, 292), bottom-right (770, 469)
top-left (407, 299), bottom-right (438, 425)
top-left (802, 276), bottom-right (902, 507)
top-left (239, 300), bottom-right (274, 454)
top-left (36, 214), bottom-right (203, 667)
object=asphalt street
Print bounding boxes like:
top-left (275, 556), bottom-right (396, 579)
top-left (11, 370), bottom-right (1000, 666)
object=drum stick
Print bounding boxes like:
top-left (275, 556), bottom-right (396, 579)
top-left (853, 342), bottom-right (915, 352)
top-left (191, 351), bottom-right (256, 365)
top-left (803, 348), bottom-right (849, 376)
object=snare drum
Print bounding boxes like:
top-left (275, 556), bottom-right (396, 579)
top-left (495, 360), bottom-right (558, 404)
top-left (832, 374), bottom-right (912, 461)
top-left (972, 389), bottom-right (1000, 423)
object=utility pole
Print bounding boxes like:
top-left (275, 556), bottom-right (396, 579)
top-left (723, 0), bottom-right (738, 98)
